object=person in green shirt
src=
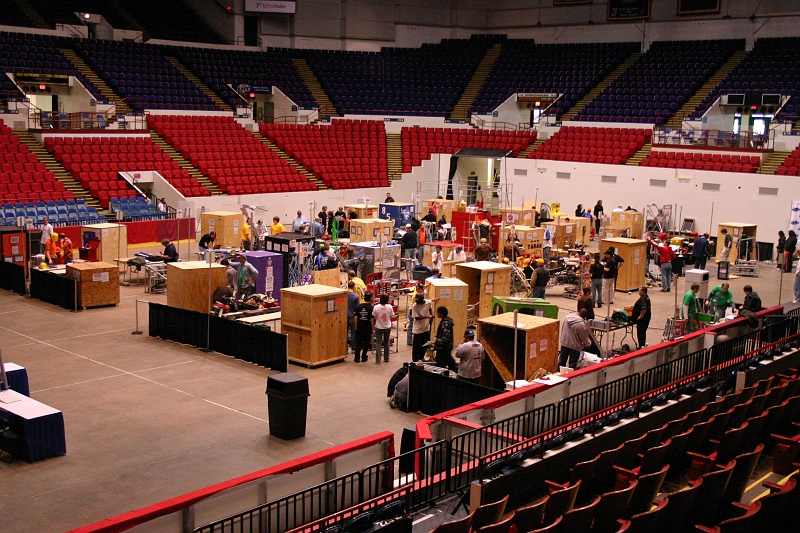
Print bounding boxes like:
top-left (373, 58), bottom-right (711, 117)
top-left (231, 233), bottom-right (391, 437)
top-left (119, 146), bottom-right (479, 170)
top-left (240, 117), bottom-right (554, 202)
top-left (682, 283), bottom-right (701, 332)
top-left (709, 283), bottom-right (734, 320)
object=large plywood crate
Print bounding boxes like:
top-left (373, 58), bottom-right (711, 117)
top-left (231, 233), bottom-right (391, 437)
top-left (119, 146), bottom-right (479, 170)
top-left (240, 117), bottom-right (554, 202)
top-left (422, 199), bottom-right (456, 224)
top-left (314, 267), bottom-right (343, 288)
top-left (344, 204), bottom-right (378, 220)
top-left (166, 261), bottom-right (228, 313)
top-left (67, 261), bottom-right (120, 308)
top-left (544, 221), bottom-right (577, 250)
top-left (427, 278), bottom-right (469, 345)
top-left (81, 223), bottom-right (128, 265)
top-left (716, 223), bottom-right (757, 262)
top-left (423, 241), bottom-right (459, 269)
top-left (572, 217), bottom-right (592, 244)
top-left (500, 225), bottom-right (543, 258)
top-left (455, 261), bottom-right (511, 321)
top-left (478, 313), bottom-right (560, 382)
top-left (200, 211), bottom-right (244, 249)
top-left (348, 218), bottom-right (394, 243)
top-left (611, 211), bottom-right (645, 239)
top-left (601, 237), bottom-right (647, 292)
top-left (601, 226), bottom-right (628, 239)
top-left (499, 208), bottom-right (537, 227)
top-left (281, 284), bottom-right (348, 367)
top-left (442, 260), bottom-right (465, 278)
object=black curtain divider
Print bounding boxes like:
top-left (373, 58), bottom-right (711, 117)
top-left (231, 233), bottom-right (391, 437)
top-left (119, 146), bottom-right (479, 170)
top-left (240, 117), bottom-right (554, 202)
top-left (446, 156), bottom-right (458, 200)
top-left (148, 302), bottom-right (288, 372)
top-left (407, 364), bottom-right (500, 415)
top-left (0, 261), bottom-right (26, 295)
top-left (30, 268), bottom-right (75, 309)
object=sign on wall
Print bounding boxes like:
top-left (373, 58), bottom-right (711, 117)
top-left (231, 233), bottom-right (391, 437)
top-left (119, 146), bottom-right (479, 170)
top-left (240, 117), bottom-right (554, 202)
top-left (245, 0), bottom-right (296, 14)
top-left (607, 0), bottom-right (650, 20)
top-left (678, 0), bottom-right (720, 15)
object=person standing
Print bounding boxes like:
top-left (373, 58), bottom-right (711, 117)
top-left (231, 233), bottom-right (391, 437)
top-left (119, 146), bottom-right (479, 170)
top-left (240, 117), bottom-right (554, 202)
top-left (602, 250), bottom-right (617, 305)
top-left (347, 271), bottom-right (366, 302)
top-left (558, 309), bottom-right (593, 369)
top-left (794, 261), bottom-right (800, 303)
top-left (691, 233), bottom-right (709, 270)
top-left (777, 231), bottom-right (787, 271)
top-left (220, 258), bottom-right (236, 287)
top-left (291, 210), bottom-right (308, 232)
top-left (44, 232), bottom-right (60, 266)
top-left (531, 258), bottom-right (549, 299)
top-left (682, 283), bottom-right (701, 332)
top-left (353, 291), bottom-right (374, 363)
top-left (234, 254), bottom-right (258, 297)
top-left (385, 192), bottom-right (395, 203)
top-left (575, 204), bottom-right (583, 217)
top-left (433, 306), bottom-right (458, 372)
top-left (522, 258), bottom-right (534, 282)
top-left (709, 283), bottom-right (734, 319)
top-left (592, 200), bottom-right (604, 235)
top-left (347, 281), bottom-right (360, 354)
top-left (254, 220), bottom-right (267, 249)
top-left (577, 287), bottom-right (595, 321)
top-left (785, 230), bottom-right (797, 273)
top-left (40, 216), bottom-right (53, 254)
top-left (372, 294), bottom-right (396, 364)
top-left (590, 253), bottom-right (604, 307)
top-left (411, 293), bottom-right (434, 362)
top-left (317, 206), bottom-right (328, 231)
top-left (60, 234), bottom-right (73, 265)
top-left (241, 221), bottom-right (252, 251)
top-left (473, 238), bottom-right (492, 261)
top-left (270, 216), bottom-right (286, 235)
top-left (198, 231), bottom-right (216, 259)
top-left (400, 224), bottom-right (418, 272)
top-left (632, 286), bottom-right (651, 349)
top-left (157, 198), bottom-right (167, 214)
top-left (431, 245), bottom-right (443, 273)
top-left (649, 237), bottom-right (675, 292)
top-left (448, 245), bottom-right (466, 262)
top-left (455, 329), bottom-right (484, 384)
top-left (542, 227), bottom-right (553, 267)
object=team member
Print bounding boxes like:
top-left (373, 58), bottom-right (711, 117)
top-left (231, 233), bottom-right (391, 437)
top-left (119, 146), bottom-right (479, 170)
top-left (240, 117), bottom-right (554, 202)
top-left (692, 233), bottom-right (710, 270)
top-left (431, 245), bottom-right (444, 273)
top-left (522, 258), bottom-right (534, 282)
top-left (347, 281), bottom-right (360, 354)
top-left (60, 234), bottom-right (74, 265)
top-left (353, 292), bottom-right (375, 363)
top-left (720, 228), bottom-right (733, 263)
top-left (709, 282), bottom-right (734, 319)
top-left (270, 216), bottom-right (286, 235)
top-left (632, 286), bottom-right (651, 349)
top-left (400, 224), bottom-right (418, 272)
top-left (601, 250), bottom-right (617, 304)
top-left (649, 236), bottom-right (675, 292)
top-left (531, 258), bottom-right (549, 299)
top-left (448, 245), bottom-right (466, 262)
top-left (577, 287), bottom-right (595, 321)
top-left (385, 192), bottom-right (395, 203)
top-left (347, 270), bottom-right (367, 302)
top-left (372, 294), bottom-right (396, 364)
top-left (241, 221), bottom-right (252, 251)
top-left (233, 254), bottom-right (258, 297)
top-left (158, 238), bottom-right (179, 262)
top-left (473, 238), bottom-right (492, 261)
top-left (542, 227), bottom-right (553, 267)
top-left (455, 329), bottom-right (484, 384)
top-left (254, 220), bottom-right (267, 249)
top-left (740, 285), bottom-right (762, 313)
top-left (558, 309), bottom-right (592, 369)
top-left (592, 200), bottom-right (604, 234)
top-left (589, 253), bottom-right (604, 307)
top-left (198, 231), bottom-right (216, 259)
top-left (411, 293), bottom-right (434, 362)
top-left (40, 216), bottom-right (53, 254)
top-left (432, 306), bottom-right (458, 372)
top-left (44, 232), bottom-right (60, 266)
top-left (291, 210), bottom-right (308, 232)
top-left (682, 283), bottom-right (701, 332)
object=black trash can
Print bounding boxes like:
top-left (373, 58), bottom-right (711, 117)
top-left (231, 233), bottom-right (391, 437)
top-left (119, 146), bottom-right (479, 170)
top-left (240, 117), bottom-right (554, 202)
top-left (266, 372), bottom-right (310, 439)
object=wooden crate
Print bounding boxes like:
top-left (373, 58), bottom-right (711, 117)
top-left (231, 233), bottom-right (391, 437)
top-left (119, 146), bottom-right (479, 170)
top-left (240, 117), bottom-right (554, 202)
top-left (348, 218), bottom-right (394, 243)
top-left (344, 204), bottom-right (378, 219)
top-left (544, 221), bottom-right (577, 250)
top-left (66, 261), bottom-right (120, 309)
top-left (716, 223), bottom-right (757, 262)
top-left (602, 226), bottom-right (628, 239)
top-left (200, 211), bottom-right (245, 249)
top-left (81, 223), bottom-right (128, 265)
top-left (455, 261), bottom-right (511, 321)
top-left (423, 241), bottom-right (459, 268)
top-left (600, 237), bottom-right (647, 292)
top-left (499, 208), bottom-right (536, 227)
top-left (500, 225), bottom-right (543, 258)
top-left (422, 199), bottom-right (457, 224)
top-left (314, 267), bottom-right (343, 288)
top-left (442, 260), bottom-right (465, 278)
top-left (427, 278), bottom-right (469, 344)
top-left (281, 284), bottom-right (348, 367)
top-left (611, 211), bottom-right (645, 239)
top-left (166, 261), bottom-right (228, 313)
top-left (572, 217), bottom-right (592, 244)
top-left (478, 312), bottom-right (560, 382)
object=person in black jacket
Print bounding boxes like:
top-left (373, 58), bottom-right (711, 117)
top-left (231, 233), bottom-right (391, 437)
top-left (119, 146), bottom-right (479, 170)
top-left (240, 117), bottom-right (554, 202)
top-left (784, 230), bottom-right (797, 273)
top-left (400, 224), bottom-right (418, 271)
top-left (433, 306), bottom-right (458, 372)
top-left (590, 253), bottom-right (605, 307)
top-left (777, 230), bottom-right (786, 271)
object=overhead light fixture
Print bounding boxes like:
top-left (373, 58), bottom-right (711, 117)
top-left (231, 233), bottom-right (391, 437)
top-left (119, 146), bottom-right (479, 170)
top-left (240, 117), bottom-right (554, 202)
top-left (83, 13), bottom-right (91, 20)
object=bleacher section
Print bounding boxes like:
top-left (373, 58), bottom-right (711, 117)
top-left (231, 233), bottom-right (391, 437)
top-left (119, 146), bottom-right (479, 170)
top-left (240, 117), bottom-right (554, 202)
top-left (0, 2), bottom-right (37, 30)
top-left (25, 0), bottom-right (130, 30)
top-left (776, 146), bottom-right (800, 176)
top-left (471, 41), bottom-right (639, 117)
top-left (260, 120), bottom-right (388, 189)
top-left (149, 115), bottom-right (317, 194)
top-left (641, 151), bottom-right (760, 172)
top-left (1, 197), bottom-right (102, 227)
top-left (173, 47), bottom-right (315, 109)
top-left (574, 40), bottom-right (745, 124)
top-left (400, 127), bottom-right (537, 173)
top-left (304, 36), bottom-right (504, 117)
top-left (691, 37), bottom-right (800, 123)
top-left (528, 126), bottom-right (649, 164)
top-left (73, 39), bottom-right (222, 111)
top-left (44, 136), bottom-right (209, 207)
top-left (0, 124), bottom-right (73, 207)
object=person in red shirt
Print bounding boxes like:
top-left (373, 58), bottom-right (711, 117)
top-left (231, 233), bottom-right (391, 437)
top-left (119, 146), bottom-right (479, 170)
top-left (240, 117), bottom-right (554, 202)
top-left (60, 235), bottom-right (74, 265)
top-left (649, 236), bottom-right (676, 292)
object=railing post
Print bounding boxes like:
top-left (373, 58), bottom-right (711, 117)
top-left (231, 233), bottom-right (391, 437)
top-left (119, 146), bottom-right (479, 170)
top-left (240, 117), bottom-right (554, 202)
top-left (133, 299), bottom-right (144, 335)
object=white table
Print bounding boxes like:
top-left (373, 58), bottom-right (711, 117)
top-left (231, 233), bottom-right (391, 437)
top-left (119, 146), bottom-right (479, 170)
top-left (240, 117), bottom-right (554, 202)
top-left (237, 312), bottom-right (282, 332)
top-left (0, 389), bottom-right (66, 462)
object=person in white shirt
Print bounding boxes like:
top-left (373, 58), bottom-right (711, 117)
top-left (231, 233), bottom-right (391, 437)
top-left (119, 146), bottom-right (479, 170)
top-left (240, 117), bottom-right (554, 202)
top-left (431, 245), bottom-right (443, 273)
top-left (372, 294), bottom-right (396, 364)
top-left (40, 216), bottom-right (53, 254)
top-left (448, 245), bottom-right (466, 262)
top-left (291, 210), bottom-right (309, 232)
top-left (254, 219), bottom-right (267, 249)
top-left (157, 198), bottom-right (167, 214)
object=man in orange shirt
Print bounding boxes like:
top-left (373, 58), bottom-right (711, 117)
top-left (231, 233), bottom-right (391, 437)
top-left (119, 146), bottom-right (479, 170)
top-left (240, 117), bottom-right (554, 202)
top-left (61, 234), bottom-right (74, 265)
top-left (44, 232), bottom-right (61, 266)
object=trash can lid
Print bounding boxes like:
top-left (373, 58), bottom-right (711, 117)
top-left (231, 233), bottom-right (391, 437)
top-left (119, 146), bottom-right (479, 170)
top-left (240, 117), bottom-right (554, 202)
top-left (266, 372), bottom-right (310, 396)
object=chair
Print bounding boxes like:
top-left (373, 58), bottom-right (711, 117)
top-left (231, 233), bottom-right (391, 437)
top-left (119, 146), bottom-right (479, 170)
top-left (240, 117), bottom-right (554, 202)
top-left (373, 500), bottom-right (406, 522)
top-left (625, 464), bottom-right (669, 517)
top-left (0, 418), bottom-right (19, 463)
top-left (622, 497), bottom-right (668, 533)
top-left (341, 512), bottom-right (374, 533)
top-left (541, 481), bottom-right (580, 527)
top-left (530, 516), bottom-right (562, 533)
top-left (586, 443), bottom-right (624, 496)
top-left (687, 423), bottom-right (747, 480)
top-left (753, 477), bottom-right (796, 530)
top-left (690, 460), bottom-right (736, 528)
top-left (557, 495), bottom-right (600, 532)
top-left (470, 495), bottom-right (509, 532)
top-left (613, 439), bottom-right (670, 486)
top-left (592, 479), bottom-right (638, 533)
top-left (511, 498), bottom-right (547, 533)
top-left (432, 514), bottom-right (472, 533)
top-left (656, 478), bottom-right (703, 533)
top-left (477, 514), bottom-right (514, 533)
top-left (545, 454), bottom-right (598, 504)
top-left (696, 501), bottom-right (761, 533)
top-left (719, 444), bottom-right (764, 511)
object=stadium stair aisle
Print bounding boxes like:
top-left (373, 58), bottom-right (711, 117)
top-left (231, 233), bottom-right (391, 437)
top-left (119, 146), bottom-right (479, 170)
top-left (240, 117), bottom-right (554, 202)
top-left (666, 50), bottom-right (747, 129)
top-left (449, 43), bottom-right (502, 122)
top-left (561, 52), bottom-right (641, 122)
top-left (165, 56), bottom-right (230, 111)
top-left (387, 132), bottom-right (403, 181)
top-left (759, 150), bottom-right (792, 174)
top-left (292, 58), bottom-right (339, 118)
top-left (148, 130), bottom-right (222, 195)
top-left (15, 130), bottom-right (98, 209)
top-left (253, 131), bottom-right (328, 190)
top-left (60, 48), bottom-right (131, 117)
top-left (626, 143), bottom-right (653, 166)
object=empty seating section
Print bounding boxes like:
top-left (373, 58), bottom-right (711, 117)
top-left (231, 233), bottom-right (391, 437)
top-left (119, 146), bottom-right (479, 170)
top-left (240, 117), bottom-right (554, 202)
top-left (0, 124), bottom-right (73, 211)
top-left (777, 146), bottom-right (800, 176)
top-left (0, 32), bottom-right (105, 103)
top-left (693, 37), bottom-right (800, 122)
top-left (44, 135), bottom-right (209, 207)
top-left (114, 0), bottom-right (225, 45)
top-left (575, 39), bottom-right (745, 124)
top-left (529, 126), bottom-right (649, 164)
top-left (0, 3), bottom-right (36, 30)
top-left (25, 0), bottom-right (130, 29)
top-left (149, 115), bottom-right (316, 195)
top-left (305, 35), bottom-right (503, 116)
top-left (73, 40), bottom-right (221, 111)
top-left (261, 120), bottom-right (388, 189)
top-left (401, 128), bottom-right (537, 173)
top-left (641, 151), bottom-right (760, 173)
top-left (472, 41), bottom-right (638, 116)
top-left (174, 47), bottom-right (314, 108)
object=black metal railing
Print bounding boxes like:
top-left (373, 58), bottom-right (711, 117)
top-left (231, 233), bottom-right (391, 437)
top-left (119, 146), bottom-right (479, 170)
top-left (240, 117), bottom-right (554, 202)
top-left (641, 349), bottom-right (708, 392)
top-left (556, 374), bottom-right (641, 427)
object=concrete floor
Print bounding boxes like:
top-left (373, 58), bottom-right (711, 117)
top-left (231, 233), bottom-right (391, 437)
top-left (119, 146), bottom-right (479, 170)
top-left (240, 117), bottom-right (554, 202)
top-left (0, 240), bottom-right (792, 533)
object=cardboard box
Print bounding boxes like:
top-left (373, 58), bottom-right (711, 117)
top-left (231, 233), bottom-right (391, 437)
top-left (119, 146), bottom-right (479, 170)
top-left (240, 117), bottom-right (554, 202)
top-left (281, 284), bottom-right (348, 367)
top-left (166, 261), bottom-right (228, 313)
top-left (499, 208), bottom-right (537, 227)
top-left (67, 261), bottom-right (120, 308)
top-left (200, 211), bottom-right (245, 249)
top-left (600, 237), bottom-right (647, 292)
top-left (314, 267), bottom-right (342, 288)
top-left (244, 251), bottom-right (284, 300)
top-left (478, 312), bottom-right (560, 381)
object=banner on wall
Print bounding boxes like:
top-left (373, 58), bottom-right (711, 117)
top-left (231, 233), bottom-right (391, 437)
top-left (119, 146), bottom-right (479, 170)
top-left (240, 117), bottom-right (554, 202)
top-left (790, 201), bottom-right (800, 232)
top-left (245, 0), bottom-right (296, 14)
top-left (607, 0), bottom-right (650, 20)
top-left (678, 0), bottom-right (720, 15)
